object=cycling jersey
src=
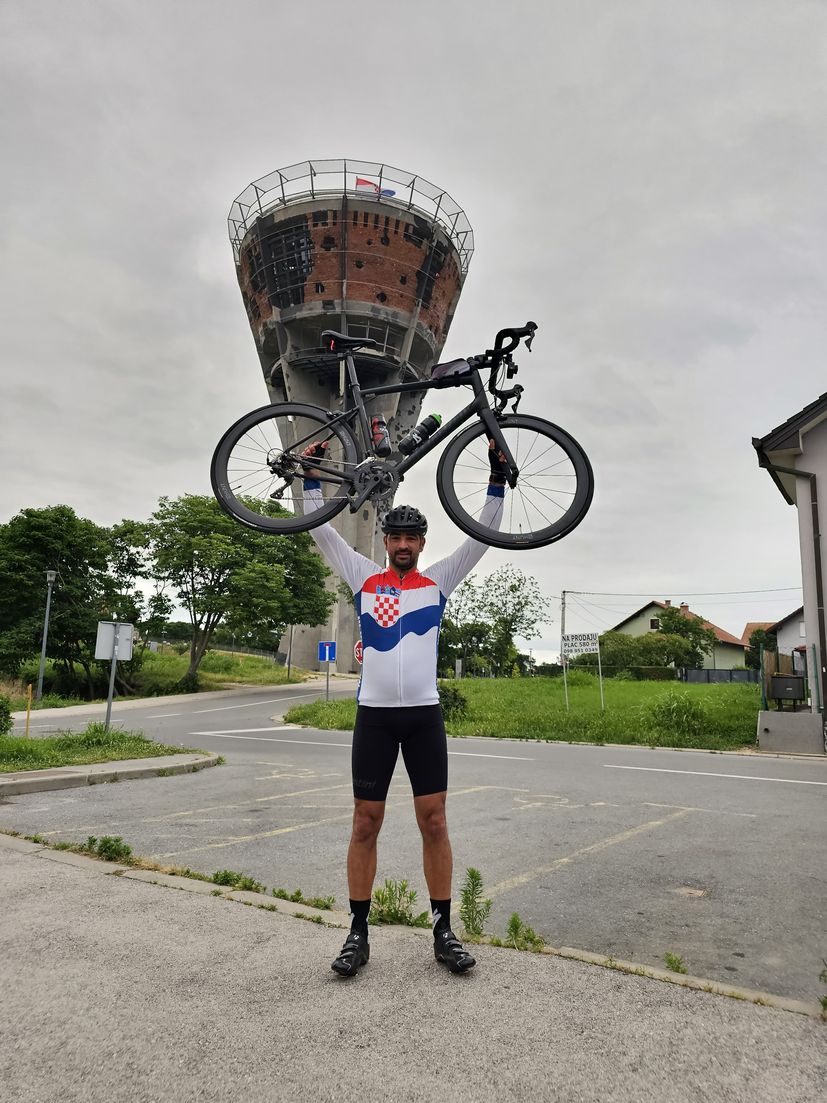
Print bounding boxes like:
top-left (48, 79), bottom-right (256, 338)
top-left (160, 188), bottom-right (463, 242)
top-left (303, 483), bottom-right (503, 707)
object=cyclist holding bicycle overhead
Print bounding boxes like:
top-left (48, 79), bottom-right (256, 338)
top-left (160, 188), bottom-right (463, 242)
top-left (301, 439), bottom-right (508, 978)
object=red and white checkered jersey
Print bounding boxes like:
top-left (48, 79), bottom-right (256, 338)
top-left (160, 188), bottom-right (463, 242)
top-left (302, 484), bottom-right (503, 707)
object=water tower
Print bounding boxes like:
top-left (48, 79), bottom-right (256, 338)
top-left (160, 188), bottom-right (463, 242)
top-left (228, 159), bottom-right (474, 672)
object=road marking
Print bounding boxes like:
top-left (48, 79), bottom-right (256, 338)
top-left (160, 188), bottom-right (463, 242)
top-left (143, 783), bottom-right (354, 822)
top-left (155, 784), bottom-right (492, 859)
top-left (191, 693), bottom-right (328, 715)
top-left (605, 765), bottom-right (827, 786)
top-left (643, 801), bottom-right (757, 819)
top-left (146, 713), bottom-right (182, 718)
top-left (486, 809), bottom-right (694, 899)
top-left (189, 730), bottom-right (531, 760)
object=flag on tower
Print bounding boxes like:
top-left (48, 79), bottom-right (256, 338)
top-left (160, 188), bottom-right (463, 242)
top-left (355, 177), bottom-right (396, 197)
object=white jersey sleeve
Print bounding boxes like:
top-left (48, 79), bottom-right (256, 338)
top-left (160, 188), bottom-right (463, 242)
top-left (303, 482), bottom-right (379, 594)
top-left (426, 486), bottom-right (504, 599)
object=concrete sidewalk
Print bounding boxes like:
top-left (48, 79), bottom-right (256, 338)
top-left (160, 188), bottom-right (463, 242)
top-left (1, 836), bottom-right (823, 1103)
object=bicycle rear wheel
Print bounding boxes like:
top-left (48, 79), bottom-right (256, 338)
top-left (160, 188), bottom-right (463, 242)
top-left (436, 415), bottom-right (594, 550)
top-left (211, 402), bottom-right (359, 534)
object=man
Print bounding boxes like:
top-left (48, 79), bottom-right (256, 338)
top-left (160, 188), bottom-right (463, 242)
top-left (301, 439), bottom-right (506, 978)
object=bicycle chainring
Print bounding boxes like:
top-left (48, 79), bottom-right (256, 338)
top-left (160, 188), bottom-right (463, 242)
top-left (353, 460), bottom-right (399, 503)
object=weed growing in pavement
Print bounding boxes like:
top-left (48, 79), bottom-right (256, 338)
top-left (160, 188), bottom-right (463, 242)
top-left (664, 951), bottom-right (688, 974)
top-left (370, 879), bottom-right (430, 927)
top-left (271, 887), bottom-right (335, 910)
top-left (819, 959), bottom-right (827, 1017)
top-left (293, 912), bottom-right (327, 925)
top-left (211, 869), bottom-right (265, 893)
top-left (504, 913), bottom-right (545, 952)
top-left (458, 867), bottom-right (492, 939)
top-left (80, 836), bottom-right (133, 862)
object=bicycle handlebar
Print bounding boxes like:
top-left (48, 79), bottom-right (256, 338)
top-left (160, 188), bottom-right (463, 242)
top-left (492, 321), bottom-right (537, 356)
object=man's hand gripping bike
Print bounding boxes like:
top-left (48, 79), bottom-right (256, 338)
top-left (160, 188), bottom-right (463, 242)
top-left (210, 323), bottom-right (594, 551)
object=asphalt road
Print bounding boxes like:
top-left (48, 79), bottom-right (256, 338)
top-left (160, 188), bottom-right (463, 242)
top-left (3, 682), bottom-right (826, 1003)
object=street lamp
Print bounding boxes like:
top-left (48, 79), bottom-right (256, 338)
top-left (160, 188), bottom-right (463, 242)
top-left (35, 570), bottom-right (57, 702)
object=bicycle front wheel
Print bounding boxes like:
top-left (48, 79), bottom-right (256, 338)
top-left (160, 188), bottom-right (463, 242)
top-left (211, 402), bottom-right (359, 534)
top-left (436, 415), bottom-right (594, 550)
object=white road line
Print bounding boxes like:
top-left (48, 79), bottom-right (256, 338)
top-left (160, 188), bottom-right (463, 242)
top-left (604, 765), bottom-right (827, 786)
top-left (189, 730), bottom-right (531, 760)
top-left (146, 713), bottom-right (182, 718)
top-left (191, 693), bottom-right (325, 715)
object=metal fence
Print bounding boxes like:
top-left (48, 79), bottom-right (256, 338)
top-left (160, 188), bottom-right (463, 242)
top-left (680, 668), bottom-right (760, 684)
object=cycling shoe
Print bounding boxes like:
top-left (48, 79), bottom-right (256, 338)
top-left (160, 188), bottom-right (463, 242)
top-left (434, 928), bottom-right (476, 974)
top-left (331, 930), bottom-right (370, 977)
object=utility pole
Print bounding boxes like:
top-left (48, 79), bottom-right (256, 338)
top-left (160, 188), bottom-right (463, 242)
top-left (561, 590), bottom-right (569, 710)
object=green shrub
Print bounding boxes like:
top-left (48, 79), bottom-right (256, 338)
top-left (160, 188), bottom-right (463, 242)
top-left (0, 696), bottom-right (12, 736)
top-left (175, 671), bottom-right (200, 694)
top-left (438, 682), bottom-right (468, 719)
top-left (459, 867), bottom-right (492, 938)
top-left (505, 912), bottom-right (545, 951)
top-left (371, 879), bottom-right (430, 927)
top-left (84, 836), bottom-right (133, 863)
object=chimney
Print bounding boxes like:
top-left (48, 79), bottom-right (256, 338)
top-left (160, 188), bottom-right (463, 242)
top-left (664, 599), bottom-right (672, 607)
top-left (679, 603), bottom-right (690, 615)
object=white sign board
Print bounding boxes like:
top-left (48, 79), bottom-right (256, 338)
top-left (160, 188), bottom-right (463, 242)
top-left (95, 622), bottom-right (134, 661)
top-left (562, 632), bottom-right (599, 656)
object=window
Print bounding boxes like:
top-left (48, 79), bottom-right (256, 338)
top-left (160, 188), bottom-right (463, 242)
top-left (649, 618), bottom-right (660, 630)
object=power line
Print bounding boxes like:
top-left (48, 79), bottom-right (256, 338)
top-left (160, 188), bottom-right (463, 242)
top-left (567, 587), bottom-right (801, 598)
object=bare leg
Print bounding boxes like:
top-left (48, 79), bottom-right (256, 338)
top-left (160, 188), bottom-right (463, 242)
top-left (414, 791), bottom-right (452, 899)
top-left (347, 799), bottom-right (385, 899)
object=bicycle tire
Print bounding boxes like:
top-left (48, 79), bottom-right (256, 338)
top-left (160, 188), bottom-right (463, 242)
top-left (211, 402), bottom-right (360, 535)
top-left (436, 414), bottom-right (594, 550)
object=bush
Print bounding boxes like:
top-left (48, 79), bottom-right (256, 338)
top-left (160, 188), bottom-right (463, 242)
top-left (438, 682), bottom-right (468, 719)
top-left (371, 879), bottom-right (430, 927)
top-left (0, 695), bottom-right (12, 736)
top-left (562, 670), bottom-right (597, 687)
top-left (200, 651), bottom-right (236, 674)
top-left (175, 671), bottom-right (200, 694)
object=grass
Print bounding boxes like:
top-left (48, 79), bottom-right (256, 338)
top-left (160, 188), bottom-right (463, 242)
top-left (370, 878), bottom-right (431, 927)
top-left (0, 722), bottom-right (192, 773)
top-left (0, 650), bottom-right (309, 711)
top-left (285, 677), bottom-right (761, 750)
top-left (664, 951), bottom-right (688, 974)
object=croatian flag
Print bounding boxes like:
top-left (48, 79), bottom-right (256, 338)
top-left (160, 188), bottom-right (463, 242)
top-left (356, 177), bottom-right (396, 197)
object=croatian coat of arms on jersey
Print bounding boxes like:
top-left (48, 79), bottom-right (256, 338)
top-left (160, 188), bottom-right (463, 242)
top-left (373, 584), bottom-right (401, 627)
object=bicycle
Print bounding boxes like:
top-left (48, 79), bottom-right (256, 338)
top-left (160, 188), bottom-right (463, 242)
top-left (210, 322), bottom-right (594, 551)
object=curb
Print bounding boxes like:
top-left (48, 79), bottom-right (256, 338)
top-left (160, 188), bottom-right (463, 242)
top-left (0, 753), bottom-right (220, 796)
top-left (0, 833), bottom-right (822, 1021)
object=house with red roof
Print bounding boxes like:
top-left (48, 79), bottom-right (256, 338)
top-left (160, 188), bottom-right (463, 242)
top-left (609, 600), bottom-right (746, 669)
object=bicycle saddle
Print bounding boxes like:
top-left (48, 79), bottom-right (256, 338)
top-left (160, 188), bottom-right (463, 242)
top-left (321, 330), bottom-right (378, 353)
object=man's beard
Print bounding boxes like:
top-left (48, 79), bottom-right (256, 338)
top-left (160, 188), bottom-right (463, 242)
top-left (389, 549), bottom-right (418, 573)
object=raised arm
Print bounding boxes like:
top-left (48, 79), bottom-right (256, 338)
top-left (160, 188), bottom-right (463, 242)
top-left (427, 441), bottom-right (507, 597)
top-left (301, 443), bottom-right (378, 593)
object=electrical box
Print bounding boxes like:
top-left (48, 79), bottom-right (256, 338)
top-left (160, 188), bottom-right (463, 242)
top-left (770, 674), bottom-right (805, 700)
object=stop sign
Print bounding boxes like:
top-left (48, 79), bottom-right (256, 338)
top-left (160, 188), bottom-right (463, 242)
top-left (354, 640), bottom-right (363, 665)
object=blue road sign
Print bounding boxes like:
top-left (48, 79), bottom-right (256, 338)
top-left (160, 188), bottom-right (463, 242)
top-left (318, 641), bottom-right (336, 663)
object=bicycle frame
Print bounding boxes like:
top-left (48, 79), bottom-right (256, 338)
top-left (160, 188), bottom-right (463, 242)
top-left (304, 350), bottom-right (520, 509)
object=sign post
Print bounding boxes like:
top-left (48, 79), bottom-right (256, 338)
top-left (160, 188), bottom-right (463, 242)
top-left (96, 621), bottom-right (134, 731)
top-left (561, 632), bottom-right (604, 711)
top-left (318, 641), bottom-right (336, 701)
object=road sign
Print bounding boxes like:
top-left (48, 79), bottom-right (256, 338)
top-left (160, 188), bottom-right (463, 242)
top-left (354, 641), bottom-right (363, 665)
top-left (562, 632), bottom-right (599, 656)
top-left (95, 621), bottom-right (134, 661)
top-left (318, 641), bottom-right (337, 663)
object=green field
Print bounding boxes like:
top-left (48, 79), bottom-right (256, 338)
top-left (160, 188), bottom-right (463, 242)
top-left (285, 675), bottom-right (761, 751)
top-left (0, 723), bottom-right (192, 773)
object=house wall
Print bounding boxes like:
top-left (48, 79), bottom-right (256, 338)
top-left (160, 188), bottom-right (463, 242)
top-left (706, 642), bottom-right (746, 670)
top-left (614, 607), bottom-right (663, 637)
top-left (776, 616), bottom-right (806, 654)
top-left (794, 420), bottom-right (827, 712)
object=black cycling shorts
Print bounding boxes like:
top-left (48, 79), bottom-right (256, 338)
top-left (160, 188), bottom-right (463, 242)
top-left (351, 704), bottom-right (447, 801)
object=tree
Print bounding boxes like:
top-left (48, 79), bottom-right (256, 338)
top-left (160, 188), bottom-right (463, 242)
top-left (746, 627), bottom-right (777, 670)
top-left (478, 565), bottom-right (550, 677)
top-left (0, 505), bottom-right (113, 691)
top-left (145, 496), bottom-right (333, 682)
top-left (655, 606), bottom-right (717, 668)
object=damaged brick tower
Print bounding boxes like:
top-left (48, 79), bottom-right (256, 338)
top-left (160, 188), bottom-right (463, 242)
top-left (228, 159), bottom-right (474, 672)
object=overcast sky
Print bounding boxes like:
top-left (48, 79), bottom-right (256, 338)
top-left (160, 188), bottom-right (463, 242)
top-left (1, 0), bottom-right (825, 659)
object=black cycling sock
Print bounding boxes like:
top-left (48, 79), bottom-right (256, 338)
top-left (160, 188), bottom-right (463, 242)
top-left (349, 898), bottom-right (370, 935)
top-left (430, 898), bottom-right (451, 933)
